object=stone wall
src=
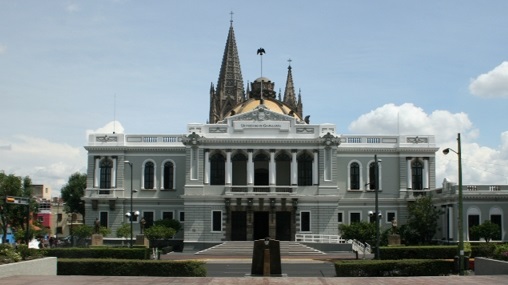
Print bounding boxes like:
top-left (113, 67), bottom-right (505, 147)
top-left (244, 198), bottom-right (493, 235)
top-left (0, 257), bottom-right (57, 278)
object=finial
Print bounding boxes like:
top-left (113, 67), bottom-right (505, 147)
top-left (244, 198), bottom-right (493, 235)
top-left (230, 11), bottom-right (234, 24)
top-left (288, 58), bottom-right (292, 66)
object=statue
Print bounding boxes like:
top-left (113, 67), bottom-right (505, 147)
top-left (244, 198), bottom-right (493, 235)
top-left (140, 217), bottom-right (146, 234)
top-left (94, 218), bottom-right (100, 234)
top-left (391, 218), bottom-right (398, 234)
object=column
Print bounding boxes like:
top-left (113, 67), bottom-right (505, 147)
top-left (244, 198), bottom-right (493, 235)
top-left (291, 150), bottom-right (297, 185)
top-left (226, 150), bottom-right (232, 185)
top-left (423, 158), bottom-right (429, 189)
top-left (312, 150), bottom-right (318, 185)
top-left (406, 158), bottom-right (412, 189)
top-left (204, 150), bottom-right (210, 184)
top-left (269, 150), bottom-right (276, 185)
top-left (94, 157), bottom-right (100, 187)
top-left (247, 150), bottom-right (254, 185)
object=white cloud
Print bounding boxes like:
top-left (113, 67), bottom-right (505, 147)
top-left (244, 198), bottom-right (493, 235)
top-left (85, 120), bottom-right (125, 139)
top-left (349, 103), bottom-right (508, 185)
top-left (0, 44), bottom-right (6, 54)
top-left (469, 61), bottom-right (508, 98)
top-left (0, 135), bottom-right (86, 197)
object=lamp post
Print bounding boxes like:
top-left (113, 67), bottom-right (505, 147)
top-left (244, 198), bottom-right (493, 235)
top-left (374, 154), bottom-right (380, 260)
top-left (124, 161), bottom-right (134, 247)
top-left (443, 133), bottom-right (464, 275)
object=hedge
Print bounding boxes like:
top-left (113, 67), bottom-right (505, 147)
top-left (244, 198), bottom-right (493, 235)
top-left (57, 259), bottom-right (206, 277)
top-left (45, 247), bottom-right (150, 259)
top-left (379, 246), bottom-right (458, 259)
top-left (334, 259), bottom-right (455, 277)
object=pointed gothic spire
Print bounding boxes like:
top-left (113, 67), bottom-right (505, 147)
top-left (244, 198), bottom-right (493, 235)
top-left (283, 60), bottom-right (297, 109)
top-left (209, 16), bottom-right (245, 124)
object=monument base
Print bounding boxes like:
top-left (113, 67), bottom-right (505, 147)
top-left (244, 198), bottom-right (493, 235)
top-left (388, 234), bottom-right (401, 246)
top-left (91, 234), bottom-right (103, 246)
top-left (136, 234), bottom-right (149, 247)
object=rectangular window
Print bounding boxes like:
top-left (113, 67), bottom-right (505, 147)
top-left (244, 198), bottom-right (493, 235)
top-left (490, 214), bottom-right (502, 240)
top-left (349, 212), bottom-right (361, 224)
top-left (337, 212), bottom-right (344, 224)
top-left (386, 211), bottom-right (396, 224)
top-left (99, 211), bottom-right (108, 228)
top-left (300, 211), bottom-right (311, 232)
top-left (162, 211), bottom-right (174, 220)
top-left (468, 215), bottom-right (480, 241)
top-left (56, 227), bottom-right (63, 234)
top-left (179, 211), bottom-right (185, 222)
top-left (212, 211), bottom-right (222, 232)
top-left (143, 211), bottom-right (155, 228)
top-left (57, 213), bottom-right (62, 222)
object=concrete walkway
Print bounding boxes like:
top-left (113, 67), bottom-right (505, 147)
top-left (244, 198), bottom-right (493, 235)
top-left (2, 275), bottom-right (508, 285)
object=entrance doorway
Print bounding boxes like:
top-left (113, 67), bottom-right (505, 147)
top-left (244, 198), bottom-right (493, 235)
top-left (276, 211), bottom-right (291, 241)
top-left (231, 211), bottom-right (247, 241)
top-left (253, 211), bottom-right (269, 240)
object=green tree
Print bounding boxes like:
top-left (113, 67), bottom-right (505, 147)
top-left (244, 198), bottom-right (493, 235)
top-left (470, 220), bottom-right (501, 242)
top-left (0, 173), bottom-right (33, 244)
top-left (61, 173), bottom-right (86, 224)
top-left (339, 221), bottom-right (376, 245)
top-left (72, 224), bottom-right (93, 246)
top-left (116, 223), bottom-right (132, 238)
top-left (144, 225), bottom-right (176, 241)
top-left (403, 195), bottom-right (444, 244)
top-left (154, 219), bottom-right (182, 233)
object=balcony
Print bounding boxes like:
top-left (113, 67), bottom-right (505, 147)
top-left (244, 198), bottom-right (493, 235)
top-left (225, 185), bottom-right (296, 195)
top-left (85, 188), bottom-right (126, 199)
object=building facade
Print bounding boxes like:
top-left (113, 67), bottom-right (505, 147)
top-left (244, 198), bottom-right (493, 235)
top-left (83, 21), bottom-right (505, 248)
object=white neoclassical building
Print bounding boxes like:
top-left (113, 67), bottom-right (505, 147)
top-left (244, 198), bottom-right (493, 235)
top-left (83, 21), bottom-right (506, 249)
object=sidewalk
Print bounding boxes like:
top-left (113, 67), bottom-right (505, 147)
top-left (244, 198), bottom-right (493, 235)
top-left (2, 275), bottom-right (508, 285)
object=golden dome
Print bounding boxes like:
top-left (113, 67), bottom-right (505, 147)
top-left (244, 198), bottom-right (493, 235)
top-left (228, 98), bottom-right (302, 121)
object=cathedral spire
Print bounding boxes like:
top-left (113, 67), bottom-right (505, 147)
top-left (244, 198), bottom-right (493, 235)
top-left (283, 59), bottom-right (302, 117)
top-left (209, 15), bottom-right (245, 124)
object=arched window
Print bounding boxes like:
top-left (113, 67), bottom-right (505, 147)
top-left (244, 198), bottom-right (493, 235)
top-left (297, 152), bottom-right (313, 186)
top-left (210, 153), bottom-right (225, 185)
top-left (350, 162), bottom-right (360, 190)
top-left (412, 160), bottom-right (423, 190)
top-left (232, 153), bottom-right (247, 186)
top-left (100, 158), bottom-right (113, 189)
top-left (369, 162), bottom-right (377, 190)
top-left (144, 161), bottom-right (155, 189)
top-left (275, 152), bottom-right (291, 186)
top-left (163, 161), bottom-right (174, 190)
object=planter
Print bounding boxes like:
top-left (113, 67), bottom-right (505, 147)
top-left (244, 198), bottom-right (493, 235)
top-left (475, 257), bottom-right (508, 275)
top-left (0, 257), bottom-right (57, 278)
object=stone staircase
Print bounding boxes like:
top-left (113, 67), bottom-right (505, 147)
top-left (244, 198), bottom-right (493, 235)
top-left (194, 241), bottom-right (326, 256)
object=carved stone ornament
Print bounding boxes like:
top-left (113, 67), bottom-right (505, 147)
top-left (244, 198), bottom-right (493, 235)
top-left (407, 136), bottom-right (428, 144)
top-left (182, 132), bottom-right (202, 146)
top-left (96, 135), bottom-right (117, 142)
top-left (231, 105), bottom-right (293, 123)
top-left (322, 132), bottom-right (341, 147)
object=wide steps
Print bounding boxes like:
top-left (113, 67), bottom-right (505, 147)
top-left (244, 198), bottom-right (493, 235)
top-left (195, 241), bottom-right (325, 256)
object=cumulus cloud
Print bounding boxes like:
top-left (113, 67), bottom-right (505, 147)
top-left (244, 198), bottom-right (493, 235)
top-left (0, 135), bottom-right (86, 197)
top-left (349, 103), bottom-right (508, 185)
top-left (85, 120), bottom-right (125, 138)
top-left (469, 61), bottom-right (508, 98)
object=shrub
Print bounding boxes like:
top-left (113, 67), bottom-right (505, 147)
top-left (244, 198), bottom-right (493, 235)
top-left (334, 259), bottom-right (454, 277)
top-left (144, 225), bottom-right (176, 241)
top-left (379, 246), bottom-right (457, 259)
top-left (494, 244), bottom-right (508, 261)
top-left (57, 259), bottom-right (206, 277)
top-left (45, 247), bottom-right (150, 259)
top-left (0, 243), bottom-right (21, 264)
top-left (471, 243), bottom-right (497, 258)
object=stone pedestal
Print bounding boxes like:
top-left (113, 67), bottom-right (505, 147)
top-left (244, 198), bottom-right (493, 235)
top-left (136, 234), bottom-right (149, 247)
top-left (388, 234), bottom-right (401, 246)
top-left (91, 234), bottom-right (103, 246)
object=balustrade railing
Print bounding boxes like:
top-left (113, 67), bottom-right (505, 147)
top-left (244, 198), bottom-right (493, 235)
top-left (226, 185), bottom-right (296, 194)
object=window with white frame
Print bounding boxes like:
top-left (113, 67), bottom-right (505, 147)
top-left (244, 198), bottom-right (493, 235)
top-left (179, 211), bottom-right (185, 222)
top-left (211, 210), bottom-right (222, 232)
top-left (300, 211), bottom-right (311, 232)
top-left (386, 211), bottom-right (396, 224)
top-left (349, 212), bottom-right (361, 224)
top-left (337, 212), bottom-right (344, 224)
top-left (162, 211), bottom-right (174, 220)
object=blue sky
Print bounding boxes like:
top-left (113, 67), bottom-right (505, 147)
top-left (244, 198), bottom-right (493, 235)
top-left (1, 1), bottom-right (507, 196)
